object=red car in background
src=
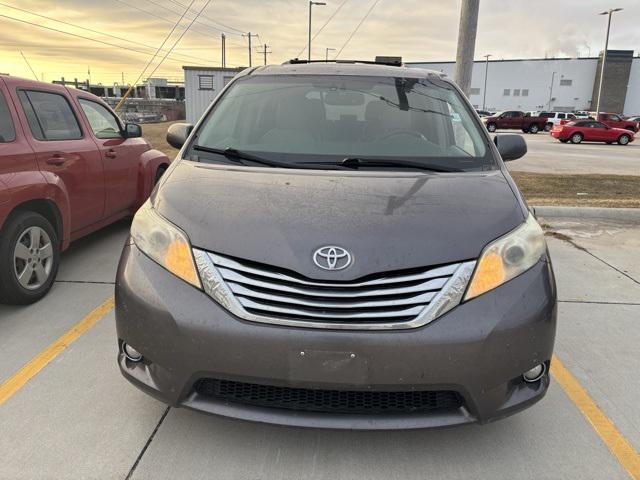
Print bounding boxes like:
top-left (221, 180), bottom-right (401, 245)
top-left (551, 120), bottom-right (635, 145)
top-left (0, 75), bottom-right (171, 304)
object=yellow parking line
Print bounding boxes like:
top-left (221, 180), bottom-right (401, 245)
top-left (0, 296), bottom-right (114, 407)
top-left (551, 354), bottom-right (640, 479)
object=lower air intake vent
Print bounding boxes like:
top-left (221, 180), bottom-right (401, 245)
top-left (194, 378), bottom-right (464, 415)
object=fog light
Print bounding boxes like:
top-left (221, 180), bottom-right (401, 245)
top-left (523, 363), bottom-right (546, 383)
top-left (123, 343), bottom-right (142, 362)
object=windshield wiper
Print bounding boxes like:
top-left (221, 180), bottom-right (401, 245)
top-left (192, 145), bottom-right (295, 169)
top-left (340, 157), bottom-right (462, 172)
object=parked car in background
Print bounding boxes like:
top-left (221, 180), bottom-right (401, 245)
top-left (537, 112), bottom-right (576, 131)
top-left (0, 75), bottom-right (171, 304)
top-left (586, 112), bottom-right (639, 132)
top-left (574, 111), bottom-right (590, 119)
top-left (551, 120), bottom-right (634, 145)
top-left (627, 116), bottom-right (640, 122)
top-left (482, 110), bottom-right (547, 133)
top-left (475, 109), bottom-right (492, 117)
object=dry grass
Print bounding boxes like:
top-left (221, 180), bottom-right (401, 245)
top-left (510, 171), bottom-right (640, 208)
top-left (141, 122), bottom-right (640, 208)
top-left (141, 121), bottom-right (180, 158)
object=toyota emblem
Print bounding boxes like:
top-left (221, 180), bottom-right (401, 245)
top-left (313, 246), bottom-right (352, 271)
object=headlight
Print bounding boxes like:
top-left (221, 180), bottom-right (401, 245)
top-left (130, 201), bottom-right (201, 289)
top-left (464, 214), bottom-right (545, 301)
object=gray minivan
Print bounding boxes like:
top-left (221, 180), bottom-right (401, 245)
top-left (115, 61), bottom-right (556, 429)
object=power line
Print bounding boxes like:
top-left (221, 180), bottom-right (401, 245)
top-left (0, 14), bottom-right (210, 68)
top-left (164, 0), bottom-right (245, 33)
top-left (0, 1), bottom-right (217, 65)
top-left (145, 0), bottom-right (213, 79)
top-left (20, 50), bottom-right (38, 81)
top-left (335, 0), bottom-right (381, 59)
top-left (112, 0), bottom-right (234, 40)
top-left (138, 0), bottom-right (241, 36)
top-left (115, 0), bottom-right (198, 110)
top-left (296, 0), bottom-right (350, 58)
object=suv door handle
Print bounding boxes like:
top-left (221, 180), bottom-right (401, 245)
top-left (45, 154), bottom-right (70, 166)
top-left (105, 149), bottom-right (117, 158)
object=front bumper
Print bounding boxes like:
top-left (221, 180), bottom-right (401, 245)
top-left (115, 245), bottom-right (557, 430)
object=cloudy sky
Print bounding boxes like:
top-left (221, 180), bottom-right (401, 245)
top-left (1, 0), bottom-right (639, 84)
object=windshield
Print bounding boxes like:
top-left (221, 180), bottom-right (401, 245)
top-left (188, 74), bottom-right (493, 171)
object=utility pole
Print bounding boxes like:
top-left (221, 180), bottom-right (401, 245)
top-left (308, 1), bottom-right (326, 62)
top-left (257, 44), bottom-right (272, 65)
top-left (453, 0), bottom-right (480, 96)
top-left (242, 32), bottom-right (259, 67)
top-left (482, 54), bottom-right (491, 110)
top-left (595, 8), bottom-right (623, 116)
top-left (547, 71), bottom-right (556, 111)
top-left (325, 47), bottom-right (336, 62)
top-left (221, 33), bottom-right (226, 68)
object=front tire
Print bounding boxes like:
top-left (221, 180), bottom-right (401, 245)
top-left (618, 134), bottom-right (630, 145)
top-left (528, 124), bottom-right (540, 134)
top-left (486, 123), bottom-right (497, 133)
top-left (570, 133), bottom-right (583, 144)
top-left (0, 211), bottom-right (60, 305)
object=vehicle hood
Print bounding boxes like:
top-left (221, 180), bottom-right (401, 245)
top-left (154, 161), bottom-right (525, 280)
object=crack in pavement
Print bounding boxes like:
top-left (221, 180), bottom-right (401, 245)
top-left (125, 406), bottom-right (171, 480)
top-left (54, 280), bottom-right (116, 285)
top-left (559, 300), bottom-right (640, 306)
top-left (545, 230), bottom-right (640, 286)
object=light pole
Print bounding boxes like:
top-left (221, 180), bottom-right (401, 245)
top-left (308, 1), bottom-right (326, 62)
top-left (325, 47), bottom-right (336, 62)
top-left (482, 54), bottom-right (492, 110)
top-left (595, 8), bottom-right (623, 116)
top-left (547, 71), bottom-right (556, 111)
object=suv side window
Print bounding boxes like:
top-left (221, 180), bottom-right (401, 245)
top-left (78, 98), bottom-right (123, 139)
top-left (0, 91), bottom-right (16, 142)
top-left (17, 90), bottom-right (82, 141)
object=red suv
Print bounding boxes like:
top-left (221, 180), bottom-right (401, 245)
top-left (0, 75), bottom-right (170, 304)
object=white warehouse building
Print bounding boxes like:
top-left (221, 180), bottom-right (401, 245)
top-left (409, 50), bottom-right (640, 115)
top-left (183, 66), bottom-right (244, 123)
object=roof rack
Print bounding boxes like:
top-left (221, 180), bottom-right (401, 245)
top-left (283, 57), bottom-right (403, 67)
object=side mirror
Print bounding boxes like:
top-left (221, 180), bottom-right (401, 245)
top-left (125, 123), bottom-right (142, 138)
top-left (166, 123), bottom-right (194, 149)
top-left (494, 134), bottom-right (527, 161)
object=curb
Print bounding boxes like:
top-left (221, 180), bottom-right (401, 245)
top-left (532, 206), bottom-right (640, 221)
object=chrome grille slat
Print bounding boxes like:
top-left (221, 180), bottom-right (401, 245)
top-left (210, 252), bottom-right (458, 288)
top-left (222, 269), bottom-right (448, 298)
top-left (193, 249), bottom-right (477, 330)
top-left (239, 297), bottom-right (426, 319)
top-left (229, 283), bottom-right (438, 309)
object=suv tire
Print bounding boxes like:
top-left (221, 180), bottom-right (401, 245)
top-left (0, 211), bottom-right (60, 305)
top-left (528, 124), bottom-right (540, 134)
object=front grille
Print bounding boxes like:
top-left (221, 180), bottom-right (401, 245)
top-left (194, 378), bottom-right (464, 415)
top-left (197, 251), bottom-right (470, 326)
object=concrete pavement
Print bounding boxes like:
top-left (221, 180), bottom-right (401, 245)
top-left (0, 217), bottom-right (638, 479)
top-left (503, 131), bottom-right (640, 175)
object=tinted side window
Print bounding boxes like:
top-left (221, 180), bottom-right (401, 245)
top-left (17, 90), bottom-right (82, 141)
top-left (0, 91), bottom-right (16, 142)
top-left (79, 99), bottom-right (122, 139)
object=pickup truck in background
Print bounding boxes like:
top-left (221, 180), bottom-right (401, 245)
top-left (589, 112), bottom-right (639, 132)
top-left (0, 75), bottom-right (171, 304)
top-left (482, 111), bottom-right (547, 134)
